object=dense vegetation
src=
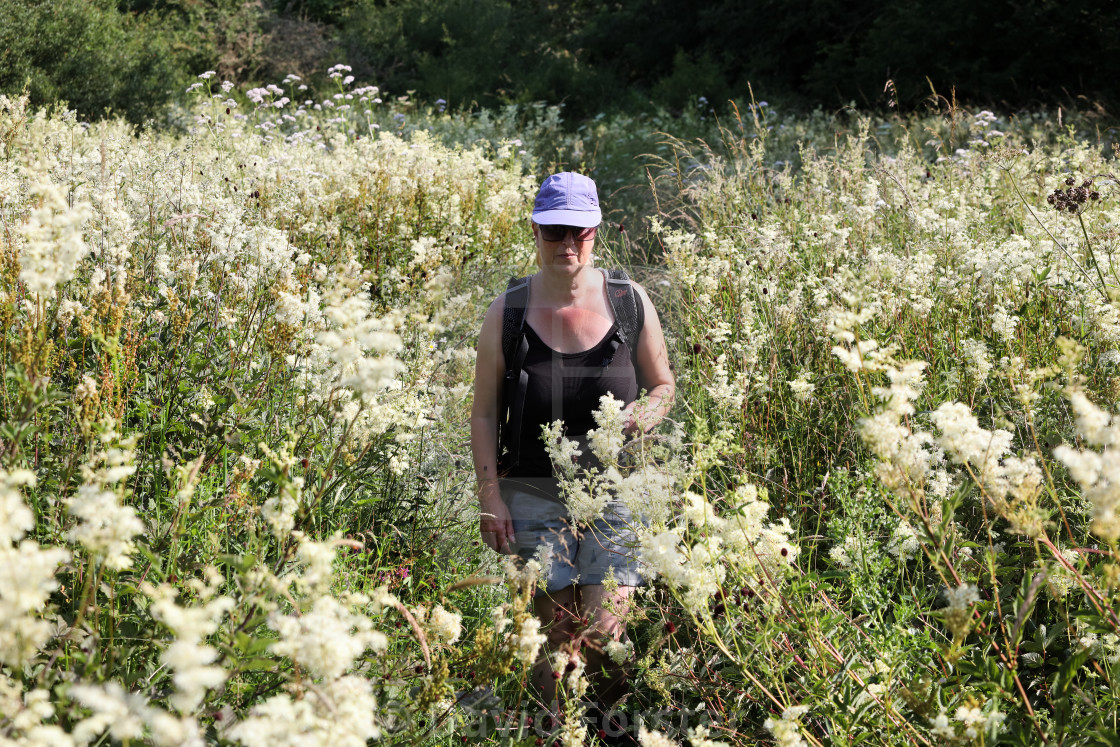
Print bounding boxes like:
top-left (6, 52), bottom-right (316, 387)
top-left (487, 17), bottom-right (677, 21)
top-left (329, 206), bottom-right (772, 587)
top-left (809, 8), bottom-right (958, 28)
top-left (2, 65), bottom-right (1120, 745)
top-left (2, 0), bottom-right (1119, 125)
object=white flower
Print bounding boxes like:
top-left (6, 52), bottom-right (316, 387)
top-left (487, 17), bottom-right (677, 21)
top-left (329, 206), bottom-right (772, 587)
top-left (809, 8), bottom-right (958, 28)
top-left (1068, 390), bottom-right (1116, 447)
top-left (960, 338), bottom-right (992, 382)
top-left (605, 639), bottom-right (633, 664)
top-left (991, 306), bottom-right (1018, 342)
top-left (687, 724), bottom-right (730, 747)
top-left (74, 374), bottom-right (99, 402)
top-left (18, 181), bottom-right (92, 299)
top-left (639, 530), bottom-right (686, 583)
top-left (426, 604), bottom-right (462, 645)
top-left (58, 298), bottom-right (84, 330)
top-left (930, 712), bottom-right (954, 738)
top-left (542, 421), bottom-right (584, 481)
top-left (787, 372), bottom-right (815, 402)
top-left (943, 583), bottom-right (979, 638)
top-left (887, 520), bottom-right (921, 559)
top-left (262, 476), bottom-right (302, 540)
top-left (0, 540), bottom-right (70, 666)
top-left (587, 394), bottom-right (627, 464)
top-left (954, 704), bottom-right (996, 739)
top-left (0, 468), bottom-right (37, 545)
top-left (1052, 390), bottom-right (1120, 541)
top-left (931, 402), bottom-right (1012, 471)
top-left (763, 705), bottom-right (809, 747)
top-left (294, 537), bottom-right (337, 596)
top-left (270, 596), bottom-right (388, 680)
top-left (228, 675), bottom-right (379, 747)
top-left (639, 727), bottom-right (679, 747)
top-left (945, 583), bottom-right (979, 609)
top-left (510, 616), bottom-right (547, 666)
top-left (71, 682), bottom-right (146, 743)
top-left (828, 534), bottom-right (877, 569)
top-left (0, 466), bottom-right (69, 668)
top-left (67, 435), bottom-right (143, 570)
top-left (148, 579), bottom-right (234, 713)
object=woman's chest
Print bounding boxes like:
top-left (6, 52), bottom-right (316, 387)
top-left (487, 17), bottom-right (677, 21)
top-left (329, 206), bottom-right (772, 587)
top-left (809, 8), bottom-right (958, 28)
top-left (524, 302), bottom-right (615, 354)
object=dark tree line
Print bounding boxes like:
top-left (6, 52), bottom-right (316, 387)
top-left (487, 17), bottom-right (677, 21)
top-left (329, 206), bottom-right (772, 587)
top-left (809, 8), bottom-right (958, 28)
top-left (2, 0), bottom-right (1117, 124)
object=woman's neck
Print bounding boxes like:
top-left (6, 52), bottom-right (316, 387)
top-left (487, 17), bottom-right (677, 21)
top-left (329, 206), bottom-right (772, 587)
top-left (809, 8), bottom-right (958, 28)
top-left (536, 265), bottom-right (599, 305)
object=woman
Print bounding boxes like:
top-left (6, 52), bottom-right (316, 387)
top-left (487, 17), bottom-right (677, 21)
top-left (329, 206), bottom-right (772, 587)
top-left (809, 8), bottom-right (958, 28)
top-left (470, 172), bottom-right (674, 725)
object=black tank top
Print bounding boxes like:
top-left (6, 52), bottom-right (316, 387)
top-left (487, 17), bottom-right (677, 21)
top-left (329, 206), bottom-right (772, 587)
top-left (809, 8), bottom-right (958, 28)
top-left (503, 321), bottom-right (639, 499)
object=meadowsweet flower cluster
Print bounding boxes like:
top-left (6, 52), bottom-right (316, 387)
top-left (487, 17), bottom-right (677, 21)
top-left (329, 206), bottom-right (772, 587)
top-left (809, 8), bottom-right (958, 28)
top-left (0, 470), bottom-right (68, 667)
top-left (6, 69), bottom-right (1120, 744)
top-left (929, 702), bottom-right (1007, 742)
top-left (548, 397), bottom-right (799, 620)
top-left (931, 401), bottom-right (1046, 536)
top-left (650, 106), bottom-right (1120, 743)
top-left (147, 572), bottom-right (234, 713)
top-left (1053, 389), bottom-right (1120, 540)
top-left (763, 705), bottom-right (810, 747)
top-left (67, 429), bottom-right (144, 570)
top-left (0, 68), bottom-right (540, 746)
top-left (17, 180), bottom-right (93, 300)
top-left (545, 394), bottom-right (677, 526)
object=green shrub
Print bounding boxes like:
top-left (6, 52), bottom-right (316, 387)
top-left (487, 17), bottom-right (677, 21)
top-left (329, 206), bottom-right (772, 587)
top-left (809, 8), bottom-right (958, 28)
top-left (0, 0), bottom-right (182, 124)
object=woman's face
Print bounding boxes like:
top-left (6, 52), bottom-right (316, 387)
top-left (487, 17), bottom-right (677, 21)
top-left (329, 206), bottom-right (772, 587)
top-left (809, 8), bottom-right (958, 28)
top-left (532, 222), bottom-right (596, 276)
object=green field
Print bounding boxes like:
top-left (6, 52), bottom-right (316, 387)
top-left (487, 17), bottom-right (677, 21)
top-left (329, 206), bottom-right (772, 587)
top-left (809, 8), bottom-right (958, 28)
top-left (1, 73), bottom-right (1119, 746)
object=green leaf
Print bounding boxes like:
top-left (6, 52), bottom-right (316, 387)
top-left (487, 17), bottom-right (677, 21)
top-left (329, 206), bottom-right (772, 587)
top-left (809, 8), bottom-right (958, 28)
top-left (1052, 648), bottom-right (1091, 700)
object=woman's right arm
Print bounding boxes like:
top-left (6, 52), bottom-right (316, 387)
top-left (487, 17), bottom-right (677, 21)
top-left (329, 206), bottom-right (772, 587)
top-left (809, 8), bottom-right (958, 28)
top-left (470, 294), bottom-right (515, 553)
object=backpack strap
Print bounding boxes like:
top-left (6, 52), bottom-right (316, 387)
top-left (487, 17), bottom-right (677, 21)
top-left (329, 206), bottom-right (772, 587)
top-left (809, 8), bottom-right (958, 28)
top-left (601, 268), bottom-right (645, 367)
top-left (498, 275), bottom-right (531, 473)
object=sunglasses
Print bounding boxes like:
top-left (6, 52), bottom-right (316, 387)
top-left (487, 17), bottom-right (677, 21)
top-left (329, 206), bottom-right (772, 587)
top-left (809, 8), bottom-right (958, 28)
top-left (538, 224), bottom-right (598, 242)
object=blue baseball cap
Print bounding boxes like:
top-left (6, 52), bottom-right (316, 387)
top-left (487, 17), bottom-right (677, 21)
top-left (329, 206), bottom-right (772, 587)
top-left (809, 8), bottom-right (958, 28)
top-left (532, 172), bottom-right (601, 228)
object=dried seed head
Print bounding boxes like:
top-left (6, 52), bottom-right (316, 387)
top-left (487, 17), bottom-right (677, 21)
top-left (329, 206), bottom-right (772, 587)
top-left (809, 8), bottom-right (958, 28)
top-left (1066, 176), bottom-right (1076, 186)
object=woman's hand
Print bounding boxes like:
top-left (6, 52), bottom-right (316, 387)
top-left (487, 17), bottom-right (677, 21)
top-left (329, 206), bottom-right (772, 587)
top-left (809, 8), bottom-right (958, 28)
top-left (479, 482), bottom-right (515, 554)
top-left (622, 402), bottom-right (646, 436)
top-left (622, 388), bottom-right (673, 436)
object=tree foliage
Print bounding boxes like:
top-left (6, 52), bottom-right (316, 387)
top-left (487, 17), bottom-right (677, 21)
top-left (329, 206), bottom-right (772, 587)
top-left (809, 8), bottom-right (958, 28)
top-left (1, 0), bottom-right (1118, 127)
top-left (0, 0), bottom-right (178, 123)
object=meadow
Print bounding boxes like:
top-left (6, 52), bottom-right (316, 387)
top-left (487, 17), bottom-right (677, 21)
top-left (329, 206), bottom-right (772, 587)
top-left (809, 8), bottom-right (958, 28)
top-left (1, 70), bottom-right (1119, 746)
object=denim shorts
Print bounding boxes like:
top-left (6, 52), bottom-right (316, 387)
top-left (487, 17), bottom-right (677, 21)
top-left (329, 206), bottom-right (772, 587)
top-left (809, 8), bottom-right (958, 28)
top-left (500, 480), bottom-right (646, 593)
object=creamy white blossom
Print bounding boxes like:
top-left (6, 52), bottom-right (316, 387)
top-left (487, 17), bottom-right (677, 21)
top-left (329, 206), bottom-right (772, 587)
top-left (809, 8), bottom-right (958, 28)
top-left (18, 181), bottom-right (92, 299)
top-left (639, 727), bottom-right (679, 747)
top-left (269, 595), bottom-right (388, 680)
top-left (510, 615), bottom-right (547, 666)
top-left (764, 705), bottom-right (809, 747)
top-left (66, 432), bottom-right (143, 570)
top-left (228, 675), bottom-right (379, 747)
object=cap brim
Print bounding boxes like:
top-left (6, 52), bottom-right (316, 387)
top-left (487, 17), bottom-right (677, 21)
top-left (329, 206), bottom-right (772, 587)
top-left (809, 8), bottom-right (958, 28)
top-left (532, 209), bottom-right (602, 228)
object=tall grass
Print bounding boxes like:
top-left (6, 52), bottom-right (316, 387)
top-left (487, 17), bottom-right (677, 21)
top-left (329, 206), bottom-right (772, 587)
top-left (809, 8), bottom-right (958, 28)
top-left (630, 103), bottom-right (1120, 745)
top-left (1, 69), bottom-right (1119, 746)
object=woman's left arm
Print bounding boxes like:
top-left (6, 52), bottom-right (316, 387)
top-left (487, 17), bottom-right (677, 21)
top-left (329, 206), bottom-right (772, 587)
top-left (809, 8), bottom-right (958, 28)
top-left (624, 281), bottom-right (675, 435)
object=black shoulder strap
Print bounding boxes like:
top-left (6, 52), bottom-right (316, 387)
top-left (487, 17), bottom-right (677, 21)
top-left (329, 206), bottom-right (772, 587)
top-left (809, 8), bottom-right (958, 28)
top-left (603, 268), bottom-right (644, 365)
top-left (501, 275), bottom-right (530, 365)
top-left (498, 276), bottom-right (531, 473)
